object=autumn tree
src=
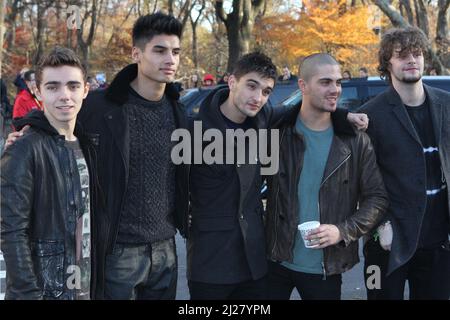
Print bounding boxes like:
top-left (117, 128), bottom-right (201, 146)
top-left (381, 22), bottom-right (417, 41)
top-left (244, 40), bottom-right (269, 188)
top-left (256, 0), bottom-right (381, 75)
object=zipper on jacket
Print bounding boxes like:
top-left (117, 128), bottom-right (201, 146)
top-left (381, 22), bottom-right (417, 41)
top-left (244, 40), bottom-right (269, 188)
top-left (320, 154), bottom-right (351, 187)
top-left (270, 128), bottom-right (287, 258)
top-left (318, 153), bottom-right (351, 280)
top-left (318, 200), bottom-right (327, 280)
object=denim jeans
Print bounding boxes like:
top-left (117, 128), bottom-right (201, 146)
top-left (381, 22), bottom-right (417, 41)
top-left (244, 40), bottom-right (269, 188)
top-left (104, 237), bottom-right (177, 300)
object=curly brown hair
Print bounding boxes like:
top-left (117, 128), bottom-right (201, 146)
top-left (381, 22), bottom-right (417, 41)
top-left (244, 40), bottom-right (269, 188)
top-left (378, 27), bottom-right (429, 82)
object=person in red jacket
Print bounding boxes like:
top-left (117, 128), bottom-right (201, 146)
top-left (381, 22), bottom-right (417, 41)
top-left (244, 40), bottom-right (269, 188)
top-left (13, 70), bottom-right (42, 121)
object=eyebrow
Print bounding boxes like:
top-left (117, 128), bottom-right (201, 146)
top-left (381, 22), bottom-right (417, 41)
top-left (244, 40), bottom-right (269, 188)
top-left (44, 81), bottom-right (82, 86)
top-left (152, 45), bottom-right (181, 50)
top-left (247, 79), bottom-right (274, 90)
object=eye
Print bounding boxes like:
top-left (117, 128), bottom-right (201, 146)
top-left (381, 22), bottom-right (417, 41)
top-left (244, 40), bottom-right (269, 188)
top-left (263, 89), bottom-right (272, 96)
top-left (69, 84), bottom-right (81, 90)
top-left (173, 49), bottom-right (180, 55)
top-left (46, 86), bottom-right (56, 91)
top-left (247, 83), bottom-right (256, 90)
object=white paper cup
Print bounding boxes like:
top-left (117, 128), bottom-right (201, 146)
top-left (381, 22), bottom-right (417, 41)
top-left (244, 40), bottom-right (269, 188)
top-left (298, 221), bottom-right (320, 248)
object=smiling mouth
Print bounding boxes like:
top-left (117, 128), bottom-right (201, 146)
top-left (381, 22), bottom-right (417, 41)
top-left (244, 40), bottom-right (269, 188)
top-left (56, 106), bottom-right (74, 110)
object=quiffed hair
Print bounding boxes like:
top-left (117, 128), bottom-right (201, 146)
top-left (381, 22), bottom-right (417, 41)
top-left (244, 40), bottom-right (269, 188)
top-left (36, 46), bottom-right (86, 87)
top-left (132, 12), bottom-right (183, 49)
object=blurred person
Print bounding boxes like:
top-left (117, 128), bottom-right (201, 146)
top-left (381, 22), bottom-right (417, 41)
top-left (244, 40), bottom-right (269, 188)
top-left (202, 74), bottom-right (215, 86)
top-left (12, 70), bottom-right (43, 121)
top-left (278, 65), bottom-right (298, 82)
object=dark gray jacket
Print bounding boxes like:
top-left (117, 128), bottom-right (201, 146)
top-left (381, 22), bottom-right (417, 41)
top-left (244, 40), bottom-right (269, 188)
top-left (359, 84), bottom-right (450, 274)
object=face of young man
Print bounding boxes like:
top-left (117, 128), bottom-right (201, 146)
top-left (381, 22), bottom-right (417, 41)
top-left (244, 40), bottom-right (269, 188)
top-left (388, 45), bottom-right (424, 84)
top-left (228, 72), bottom-right (274, 118)
top-left (132, 34), bottom-right (180, 84)
top-left (37, 65), bottom-right (89, 128)
top-left (300, 64), bottom-right (342, 113)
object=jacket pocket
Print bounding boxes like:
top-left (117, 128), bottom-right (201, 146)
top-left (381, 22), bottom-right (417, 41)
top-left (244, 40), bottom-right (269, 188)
top-left (31, 240), bottom-right (65, 299)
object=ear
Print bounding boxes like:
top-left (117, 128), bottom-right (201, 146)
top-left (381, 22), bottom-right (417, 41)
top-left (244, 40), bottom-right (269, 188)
top-left (298, 78), bottom-right (306, 94)
top-left (228, 75), bottom-right (237, 90)
top-left (83, 82), bottom-right (90, 99)
top-left (131, 46), bottom-right (142, 63)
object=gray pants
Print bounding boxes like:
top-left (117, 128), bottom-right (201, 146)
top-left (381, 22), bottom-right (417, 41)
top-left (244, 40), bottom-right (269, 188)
top-left (104, 237), bottom-right (177, 300)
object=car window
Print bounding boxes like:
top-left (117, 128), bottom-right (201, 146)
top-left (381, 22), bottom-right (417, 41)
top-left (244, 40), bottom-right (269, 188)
top-left (424, 81), bottom-right (450, 92)
top-left (280, 89), bottom-right (302, 108)
top-left (338, 86), bottom-right (360, 111)
top-left (368, 85), bottom-right (388, 98)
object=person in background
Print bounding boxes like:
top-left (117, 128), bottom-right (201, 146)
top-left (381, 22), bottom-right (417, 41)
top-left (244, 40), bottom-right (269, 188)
top-left (202, 74), bottom-right (215, 87)
top-left (12, 70), bottom-right (43, 121)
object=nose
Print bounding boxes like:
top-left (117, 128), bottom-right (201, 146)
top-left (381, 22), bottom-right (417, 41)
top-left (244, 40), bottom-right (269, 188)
top-left (166, 52), bottom-right (177, 65)
top-left (329, 82), bottom-right (340, 95)
top-left (59, 86), bottom-right (71, 101)
top-left (253, 89), bottom-right (263, 103)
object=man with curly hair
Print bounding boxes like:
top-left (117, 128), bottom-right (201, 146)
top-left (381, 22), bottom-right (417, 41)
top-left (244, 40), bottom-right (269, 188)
top-left (360, 27), bottom-right (450, 300)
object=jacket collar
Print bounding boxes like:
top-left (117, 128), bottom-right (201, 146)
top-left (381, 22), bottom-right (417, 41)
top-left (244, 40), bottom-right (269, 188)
top-left (387, 84), bottom-right (443, 145)
top-left (105, 63), bottom-right (180, 106)
top-left (285, 102), bottom-right (356, 137)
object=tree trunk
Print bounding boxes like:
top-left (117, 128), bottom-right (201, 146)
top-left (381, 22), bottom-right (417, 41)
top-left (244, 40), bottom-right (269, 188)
top-left (400, 0), bottom-right (414, 25)
top-left (189, 0), bottom-right (206, 72)
top-left (77, 0), bottom-right (100, 72)
top-left (215, 0), bottom-right (265, 72)
top-left (415, 0), bottom-right (429, 37)
top-left (0, 0), bottom-right (6, 77)
top-left (4, 0), bottom-right (21, 50)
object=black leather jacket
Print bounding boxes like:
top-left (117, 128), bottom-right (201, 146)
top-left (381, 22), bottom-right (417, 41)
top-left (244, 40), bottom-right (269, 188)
top-left (265, 103), bottom-right (389, 276)
top-left (0, 111), bottom-right (101, 300)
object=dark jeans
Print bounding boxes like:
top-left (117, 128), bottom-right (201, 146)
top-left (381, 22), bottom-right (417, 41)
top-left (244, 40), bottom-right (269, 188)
top-left (267, 261), bottom-right (342, 300)
top-left (104, 237), bottom-right (177, 300)
top-left (188, 277), bottom-right (267, 300)
top-left (364, 238), bottom-right (450, 300)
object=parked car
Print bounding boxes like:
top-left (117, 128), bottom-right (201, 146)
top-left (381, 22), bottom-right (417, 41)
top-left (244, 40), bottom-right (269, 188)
top-left (280, 76), bottom-right (450, 111)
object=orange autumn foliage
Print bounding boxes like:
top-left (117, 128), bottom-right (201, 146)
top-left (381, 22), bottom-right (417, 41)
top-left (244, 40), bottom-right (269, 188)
top-left (256, 0), bottom-right (384, 74)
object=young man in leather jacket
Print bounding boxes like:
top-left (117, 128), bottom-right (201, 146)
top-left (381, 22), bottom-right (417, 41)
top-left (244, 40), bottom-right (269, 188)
top-left (1, 47), bottom-right (99, 300)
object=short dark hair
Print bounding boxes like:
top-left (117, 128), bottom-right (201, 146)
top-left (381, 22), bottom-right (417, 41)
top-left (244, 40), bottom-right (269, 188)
top-left (299, 53), bottom-right (339, 81)
top-left (23, 70), bottom-right (35, 82)
top-left (36, 47), bottom-right (86, 88)
top-left (378, 27), bottom-right (429, 82)
top-left (132, 12), bottom-right (183, 50)
top-left (232, 52), bottom-right (277, 82)
top-left (359, 67), bottom-right (368, 73)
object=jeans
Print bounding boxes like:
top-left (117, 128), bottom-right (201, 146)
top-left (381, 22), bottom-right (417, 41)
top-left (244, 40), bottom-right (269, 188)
top-left (104, 237), bottom-right (177, 300)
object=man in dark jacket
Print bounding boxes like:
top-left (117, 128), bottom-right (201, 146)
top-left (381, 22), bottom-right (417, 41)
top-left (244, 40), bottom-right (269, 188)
top-left (185, 52), bottom-right (278, 299)
top-left (359, 27), bottom-right (450, 300)
top-left (1, 47), bottom-right (99, 300)
top-left (181, 52), bottom-right (367, 299)
top-left (75, 13), bottom-right (186, 300)
top-left (265, 53), bottom-right (388, 300)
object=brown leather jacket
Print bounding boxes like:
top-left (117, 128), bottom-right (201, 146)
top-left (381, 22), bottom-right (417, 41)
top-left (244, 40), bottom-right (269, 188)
top-left (265, 104), bottom-right (389, 277)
